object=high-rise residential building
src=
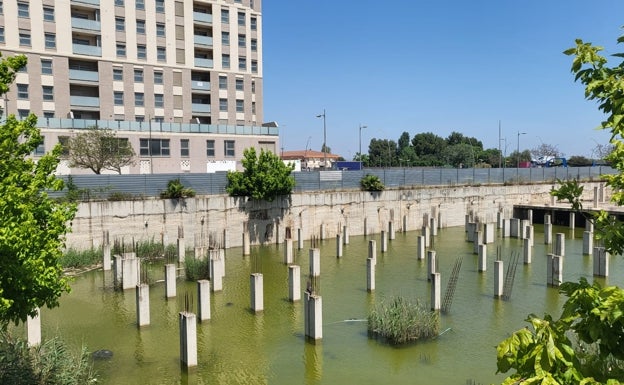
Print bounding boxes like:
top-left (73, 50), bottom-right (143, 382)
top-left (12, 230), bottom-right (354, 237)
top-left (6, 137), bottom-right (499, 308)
top-left (0, 0), bottom-right (277, 174)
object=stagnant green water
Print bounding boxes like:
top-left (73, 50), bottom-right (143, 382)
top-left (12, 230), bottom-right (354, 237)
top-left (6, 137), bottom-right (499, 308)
top-left (32, 225), bottom-right (619, 384)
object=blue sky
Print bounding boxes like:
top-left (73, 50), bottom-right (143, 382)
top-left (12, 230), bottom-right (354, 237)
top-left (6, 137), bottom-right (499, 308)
top-left (261, 1), bottom-right (624, 160)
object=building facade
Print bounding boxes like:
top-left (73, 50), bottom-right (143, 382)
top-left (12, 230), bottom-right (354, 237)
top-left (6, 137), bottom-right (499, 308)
top-left (0, 0), bottom-right (277, 174)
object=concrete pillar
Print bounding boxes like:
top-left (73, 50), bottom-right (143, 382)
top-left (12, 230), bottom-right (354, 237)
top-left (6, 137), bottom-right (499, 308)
top-left (165, 264), bottom-right (177, 298)
top-left (194, 246), bottom-right (205, 260)
top-left (364, 217), bottom-right (368, 237)
top-left (593, 186), bottom-right (599, 208)
top-left (527, 209), bottom-right (533, 224)
top-left (275, 222), bottom-right (281, 245)
top-left (600, 183), bottom-right (605, 203)
top-left (593, 247), bottom-right (609, 277)
top-left (547, 254), bottom-right (563, 287)
top-left (582, 231), bottom-right (593, 255)
top-left (484, 223), bottom-right (495, 244)
top-left (380, 231), bottom-right (387, 253)
top-left (197, 280), bottom-right (211, 321)
top-left (497, 211), bottom-right (503, 229)
top-left (423, 225), bottom-right (431, 247)
top-left (136, 283), bottom-right (150, 327)
top-left (284, 238), bottom-right (294, 264)
top-left (103, 243), bottom-right (111, 271)
top-left (343, 225), bottom-right (350, 245)
top-left (494, 260), bottom-right (504, 298)
top-left (465, 214), bottom-right (470, 232)
top-left (523, 238), bottom-right (532, 264)
top-left (502, 219), bottom-right (511, 238)
top-left (526, 225), bottom-right (534, 247)
top-left (431, 272), bottom-right (441, 311)
top-left (417, 235), bottom-right (425, 260)
top-left (569, 212), bottom-right (576, 230)
top-left (585, 220), bottom-right (594, 232)
top-left (309, 248), bottom-right (320, 277)
top-left (113, 255), bottom-right (123, 287)
top-left (122, 257), bottom-right (140, 290)
top-left (544, 223), bottom-right (553, 245)
top-left (510, 218), bottom-right (520, 238)
top-left (367, 258), bottom-right (375, 292)
top-left (402, 215), bottom-right (407, 233)
top-left (466, 222), bottom-right (476, 242)
top-left (304, 292), bottom-right (323, 340)
top-left (544, 214), bottom-right (551, 224)
top-left (297, 228), bottom-right (303, 250)
top-left (211, 258), bottom-right (223, 292)
top-left (555, 233), bottom-right (565, 257)
top-left (179, 312), bottom-right (197, 368)
top-left (427, 250), bottom-right (436, 281)
top-left (250, 273), bottom-right (264, 312)
top-left (473, 231), bottom-right (481, 255)
top-left (388, 221), bottom-right (395, 240)
top-left (478, 244), bottom-right (487, 272)
top-left (336, 234), bottom-right (343, 258)
top-left (520, 220), bottom-right (530, 239)
top-left (368, 240), bottom-right (377, 265)
top-left (430, 217), bottom-right (438, 236)
top-left (320, 223), bottom-right (325, 241)
top-left (243, 231), bottom-right (250, 256)
top-left (289, 265), bottom-right (301, 302)
top-left (26, 308), bottom-right (41, 346)
top-left (177, 237), bottom-right (185, 263)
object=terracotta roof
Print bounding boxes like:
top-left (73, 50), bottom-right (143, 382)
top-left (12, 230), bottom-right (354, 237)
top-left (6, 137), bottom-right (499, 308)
top-left (281, 150), bottom-right (341, 160)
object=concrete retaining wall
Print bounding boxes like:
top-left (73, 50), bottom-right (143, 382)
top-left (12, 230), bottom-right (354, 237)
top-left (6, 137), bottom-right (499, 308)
top-left (66, 182), bottom-right (604, 251)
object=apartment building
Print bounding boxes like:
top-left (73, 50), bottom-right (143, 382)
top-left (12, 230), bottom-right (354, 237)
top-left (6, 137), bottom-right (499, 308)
top-left (0, 0), bottom-right (278, 174)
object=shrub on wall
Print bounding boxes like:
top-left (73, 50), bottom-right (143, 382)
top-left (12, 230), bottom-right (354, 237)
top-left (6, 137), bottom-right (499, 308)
top-left (360, 174), bottom-right (385, 191)
top-left (160, 179), bottom-right (196, 199)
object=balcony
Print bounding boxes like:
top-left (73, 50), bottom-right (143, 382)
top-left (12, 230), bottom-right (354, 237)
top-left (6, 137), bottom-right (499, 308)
top-left (194, 58), bottom-right (213, 68)
top-left (72, 44), bottom-right (102, 57)
top-left (191, 103), bottom-right (211, 113)
top-left (71, 0), bottom-right (100, 6)
top-left (194, 35), bottom-right (213, 47)
top-left (191, 80), bottom-right (210, 91)
top-left (193, 12), bottom-right (212, 24)
top-left (69, 69), bottom-right (99, 82)
top-left (72, 18), bottom-right (101, 32)
top-left (70, 95), bottom-right (100, 107)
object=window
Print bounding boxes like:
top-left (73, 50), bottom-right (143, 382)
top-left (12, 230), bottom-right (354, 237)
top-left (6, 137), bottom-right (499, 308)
top-left (154, 116), bottom-right (164, 123)
top-left (251, 80), bottom-right (255, 93)
top-left (116, 43), bottom-right (126, 57)
top-left (43, 6), bottom-right (54, 22)
top-left (136, 0), bottom-right (145, 10)
top-left (180, 139), bottom-right (189, 157)
top-left (34, 138), bottom-right (45, 156)
top-left (140, 138), bottom-right (170, 157)
top-left (238, 34), bottom-right (246, 48)
top-left (154, 94), bottom-right (164, 108)
top-left (134, 69), bottom-right (144, 82)
top-left (18, 109), bottom-right (29, 120)
top-left (251, 60), bottom-right (258, 73)
top-left (137, 45), bottom-right (146, 59)
top-left (219, 98), bottom-right (227, 111)
top-left (58, 136), bottom-right (70, 156)
top-left (0, 2), bottom-right (3, 14)
top-left (154, 71), bottom-right (163, 84)
top-left (251, 38), bottom-right (257, 52)
top-left (222, 54), bottom-right (230, 69)
top-left (135, 92), bottom-right (144, 106)
top-left (238, 12), bottom-right (245, 26)
top-left (156, 0), bottom-right (165, 13)
top-left (136, 19), bottom-right (145, 34)
top-left (43, 111), bottom-right (55, 119)
top-left (0, 27), bottom-right (4, 44)
top-left (235, 78), bottom-right (243, 91)
top-left (251, 16), bottom-right (257, 30)
top-left (114, 91), bottom-right (124, 105)
top-left (252, 101), bottom-right (256, 114)
top-left (41, 59), bottom-right (52, 75)
top-left (224, 140), bottom-right (235, 157)
top-left (221, 31), bottom-right (229, 45)
top-left (19, 31), bottom-right (31, 47)
top-left (42, 86), bottom-right (54, 101)
top-left (113, 68), bottom-right (123, 81)
top-left (221, 9), bottom-right (229, 24)
top-left (115, 17), bottom-right (125, 31)
top-left (45, 33), bottom-right (56, 49)
top-left (136, 115), bottom-right (144, 122)
top-left (115, 0), bottom-right (124, 5)
top-left (238, 57), bottom-right (246, 71)
top-left (219, 76), bottom-right (227, 89)
top-left (17, 2), bottom-right (28, 18)
top-left (206, 140), bottom-right (215, 157)
top-left (236, 99), bottom-right (244, 113)
top-left (17, 84), bottom-right (28, 99)
top-left (157, 47), bottom-right (166, 62)
top-left (156, 23), bottom-right (165, 37)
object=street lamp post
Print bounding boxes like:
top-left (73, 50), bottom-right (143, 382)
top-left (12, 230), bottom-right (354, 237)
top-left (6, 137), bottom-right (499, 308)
top-left (359, 124), bottom-right (367, 161)
top-left (316, 109), bottom-right (327, 169)
top-left (516, 131), bottom-right (526, 168)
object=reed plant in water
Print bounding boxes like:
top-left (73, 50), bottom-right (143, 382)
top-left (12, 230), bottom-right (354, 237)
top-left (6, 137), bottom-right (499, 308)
top-left (367, 296), bottom-right (439, 344)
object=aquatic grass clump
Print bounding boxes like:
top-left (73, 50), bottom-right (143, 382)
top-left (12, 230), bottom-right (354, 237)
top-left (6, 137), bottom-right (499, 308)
top-left (185, 258), bottom-right (211, 281)
top-left (60, 247), bottom-right (101, 269)
top-left (368, 296), bottom-right (440, 345)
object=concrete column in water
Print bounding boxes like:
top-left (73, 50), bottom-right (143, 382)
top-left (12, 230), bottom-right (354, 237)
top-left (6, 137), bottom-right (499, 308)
top-left (520, 220), bottom-right (530, 239)
top-left (478, 244), bottom-right (487, 272)
top-left (309, 248), bottom-right (320, 277)
top-left (389, 221), bottom-right (395, 240)
top-left (582, 231), bottom-right (593, 255)
top-left (343, 225), bottom-right (349, 245)
top-left (585, 220), bottom-right (594, 232)
top-left (367, 257), bottom-right (375, 292)
top-left (402, 215), bottom-right (408, 233)
top-left (363, 217), bottom-right (368, 237)
top-left (483, 223), bottom-right (495, 244)
top-left (569, 212), bottom-right (575, 230)
top-left (289, 265), bottom-right (301, 302)
top-left (547, 254), bottom-right (563, 287)
top-left (211, 258), bottom-right (223, 292)
top-left (417, 235), bottom-right (425, 260)
top-left (136, 283), bottom-right (150, 327)
top-left (431, 272), bottom-right (441, 310)
top-left (297, 228), bottom-right (303, 250)
top-left (165, 264), bottom-right (177, 298)
top-left (284, 238), bottom-right (294, 264)
top-left (494, 260), bottom-right (504, 298)
top-left (250, 273), bottom-right (264, 312)
top-left (593, 247), bottom-right (609, 277)
top-left (523, 238), bottom-right (532, 264)
top-left (368, 240), bottom-right (377, 265)
top-left (320, 223), bottom-right (325, 241)
top-left (473, 231), bottom-right (481, 255)
top-left (544, 214), bottom-right (551, 224)
top-left (179, 312), bottom-right (197, 368)
top-left (526, 225), bottom-right (534, 247)
top-left (422, 225), bottom-right (431, 247)
top-left (497, 211), bottom-right (503, 229)
top-left (544, 223), bottom-right (553, 245)
top-left (430, 217), bottom-right (438, 236)
top-left (380, 231), bottom-right (387, 253)
top-left (465, 214), bottom-right (470, 232)
top-left (177, 237), bottom-right (185, 263)
top-left (502, 219), bottom-right (511, 238)
top-left (26, 308), bottom-right (41, 346)
top-left (336, 234), bottom-right (343, 258)
top-left (527, 209), bottom-right (533, 224)
top-left (555, 233), bottom-right (565, 256)
top-left (103, 243), bottom-right (111, 271)
top-left (122, 257), bottom-right (140, 290)
top-left (510, 218), bottom-right (520, 238)
top-left (427, 250), bottom-right (436, 281)
top-left (243, 231), bottom-right (250, 256)
top-left (197, 279), bottom-right (211, 321)
top-left (113, 255), bottom-right (123, 287)
top-left (466, 222), bottom-right (476, 242)
top-left (304, 292), bottom-right (323, 340)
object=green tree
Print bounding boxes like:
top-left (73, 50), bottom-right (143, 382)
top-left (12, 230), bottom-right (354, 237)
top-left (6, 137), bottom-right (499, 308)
top-left (368, 138), bottom-right (397, 167)
top-left (226, 148), bottom-right (295, 201)
top-left (68, 127), bottom-right (135, 174)
top-left (442, 143), bottom-right (475, 168)
top-left (446, 131), bottom-right (483, 149)
top-left (567, 155), bottom-right (593, 167)
top-left (0, 54), bottom-right (76, 326)
top-left (411, 132), bottom-right (447, 158)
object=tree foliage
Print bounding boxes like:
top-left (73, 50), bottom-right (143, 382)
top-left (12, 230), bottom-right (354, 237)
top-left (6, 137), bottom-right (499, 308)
top-left (360, 174), bottom-right (384, 191)
top-left (68, 127), bottom-right (135, 174)
top-left (226, 148), bottom-right (295, 201)
top-left (0, 55), bottom-right (76, 326)
top-left (531, 143), bottom-right (563, 160)
top-left (368, 139), bottom-right (397, 167)
top-left (160, 179), bottom-right (195, 199)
